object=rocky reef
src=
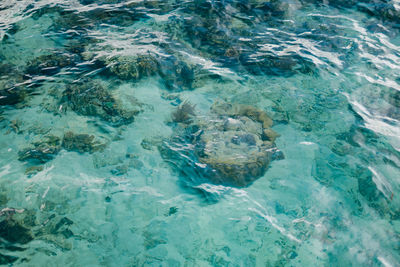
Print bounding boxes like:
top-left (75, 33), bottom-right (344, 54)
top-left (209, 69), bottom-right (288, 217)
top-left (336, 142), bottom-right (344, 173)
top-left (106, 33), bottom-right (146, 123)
top-left (62, 131), bottom-right (106, 154)
top-left (18, 132), bottom-right (106, 169)
top-left (101, 54), bottom-right (160, 81)
top-left (0, 64), bottom-right (28, 107)
top-left (95, 52), bottom-right (195, 91)
top-left (160, 101), bottom-right (283, 187)
top-left (60, 79), bottom-right (140, 126)
top-left (18, 135), bottom-right (62, 164)
top-left (26, 52), bottom-right (79, 76)
top-left (0, 206), bottom-right (76, 264)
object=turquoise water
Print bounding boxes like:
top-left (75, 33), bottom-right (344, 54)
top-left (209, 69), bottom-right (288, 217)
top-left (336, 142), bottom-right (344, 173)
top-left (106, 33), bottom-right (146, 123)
top-left (0, 0), bottom-right (400, 266)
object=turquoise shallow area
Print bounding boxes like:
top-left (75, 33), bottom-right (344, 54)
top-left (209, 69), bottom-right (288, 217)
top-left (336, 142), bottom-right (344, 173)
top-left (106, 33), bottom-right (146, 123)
top-left (0, 0), bottom-right (400, 266)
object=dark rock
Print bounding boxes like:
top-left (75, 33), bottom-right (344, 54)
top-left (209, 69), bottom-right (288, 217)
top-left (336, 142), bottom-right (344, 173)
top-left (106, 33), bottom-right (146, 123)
top-left (61, 79), bottom-right (139, 126)
top-left (0, 253), bottom-right (18, 265)
top-left (0, 70), bottom-right (27, 106)
top-left (141, 139), bottom-right (154, 150)
top-left (62, 131), bottom-right (105, 153)
top-left (18, 135), bottom-right (61, 164)
top-left (239, 53), bottom-right (316, 77)
top-left (26, 52), bottom-right (78, 75)
top-left (51, 217), bottom-right (73, 238)
top-left (171, 101), bottom-right (196, 123)
top-left (167, 207), bottom-right (178, 216)
top-left (159, 56), bottom-right (195, 91)
top-left (0, 219), bottom-right (33, 244)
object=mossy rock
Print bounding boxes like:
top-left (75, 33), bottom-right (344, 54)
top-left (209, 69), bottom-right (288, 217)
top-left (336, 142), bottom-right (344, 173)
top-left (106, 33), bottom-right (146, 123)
top-left (160, 101), bottom-right (283, 187)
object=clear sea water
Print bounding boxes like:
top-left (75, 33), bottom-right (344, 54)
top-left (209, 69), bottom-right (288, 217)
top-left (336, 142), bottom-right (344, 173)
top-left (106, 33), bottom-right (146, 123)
top-left (0, 0), bottom-right (400, 266)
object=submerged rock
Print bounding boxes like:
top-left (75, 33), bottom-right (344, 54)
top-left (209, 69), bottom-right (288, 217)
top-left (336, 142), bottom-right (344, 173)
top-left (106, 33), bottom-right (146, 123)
top-left (0, 206), bottom-right (76, 261)
top-left (159, 56), bottom-right (195, 91)
top-left (0, 218), bottom-right (33, 244)
top-left (24, 165), bottom-right (44, 176)
top-left (0, 253), bottom-right (19, 265)
top-left (26, 52), bottom-right (79, 75)
top-left (99, 53), bottom-right (195, 90)
top-left (61, 79), bottom-right (139, 126)
top-left (103, 54), bottom-right (159, 80)
top-left (62, 131), bottom-right (105, 153)
top-left (160, 101), bottom-right (283, 187)
top-left (0, 84), bottom-right (26, 106)
top-left (0, 65), bottom-right (28, 106)
top-left (18, 132), bottom-right (106, 166)
top-left (171, 101), bottom-right (196, 123)
top-left (18, 135), bottom-right (61, 164)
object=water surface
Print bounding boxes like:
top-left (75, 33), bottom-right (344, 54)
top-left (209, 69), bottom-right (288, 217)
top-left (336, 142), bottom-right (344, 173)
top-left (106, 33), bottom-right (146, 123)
top-left (0, 0), bottom-right (400, 266)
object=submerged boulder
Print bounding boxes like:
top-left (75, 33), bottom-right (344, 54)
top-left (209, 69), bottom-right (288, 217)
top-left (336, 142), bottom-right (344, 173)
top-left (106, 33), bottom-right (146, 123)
top-left (160, 101), bottom-right (283, 187)
top-left (0, 65), bottom-right (29, 106)
top-left (0, 219), bottom-right (33, 245)
top-left (26, 52), bottom-right (79, 76)
top-left (102, 54), bottom-right (159, 80)
top-left (0, 206), bottom-right (76, 263)
top-left (61, 79), bottom-right (139, 126)
top-left (18, 135), bottom-right (62, 164)
top-left (100, 53), bottom-right (195, 90)
top-left (18, 132), bottom-right (106, 167)
top-left (62, 131), bottom-right (105, 153)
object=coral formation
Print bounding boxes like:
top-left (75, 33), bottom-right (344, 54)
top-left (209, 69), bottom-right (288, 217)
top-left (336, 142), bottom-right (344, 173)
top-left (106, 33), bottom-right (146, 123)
top-left (0, 65), bottom-right (28, 106)
top-left (18, 135), bottom-right (61, 164)
top-left (26, 52), bottom-right (78, 75)
top-left (99, 53), bottom-right (195, 90)
top-left (103, 54), bottom-right (159, 81)
top-left (18, 132), bottom-right (106, 168)
top-left (62, 131), bottom-right (106, 154)
top-left (160, 101), bottom-right (283, 187)
top-left (0, 207), bottom-right (76, 263)
top-left (61, 79), bottom-right (139, 126)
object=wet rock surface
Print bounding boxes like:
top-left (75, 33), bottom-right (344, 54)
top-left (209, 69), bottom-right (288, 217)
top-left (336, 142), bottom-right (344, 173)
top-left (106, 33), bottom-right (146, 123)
top-left (160, 102), bottom-right (283, 187)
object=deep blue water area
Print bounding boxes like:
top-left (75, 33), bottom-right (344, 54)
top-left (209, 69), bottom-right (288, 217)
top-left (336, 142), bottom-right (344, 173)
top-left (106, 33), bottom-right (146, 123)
top-left (0, 0), bottom-right (400, 266)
